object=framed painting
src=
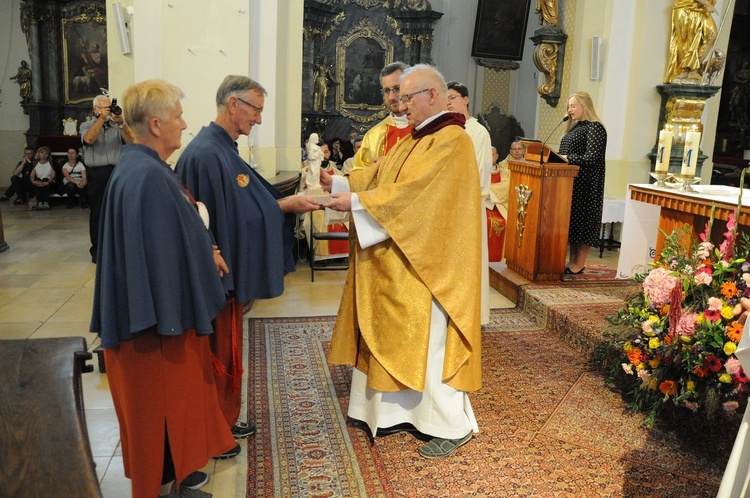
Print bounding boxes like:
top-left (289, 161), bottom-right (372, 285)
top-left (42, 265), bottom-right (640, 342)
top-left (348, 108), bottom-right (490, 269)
top-left (335, 18), bottom-right (394, 124)
top-left (62, 11), bottom-right (108, 104)
top-left (471, 0), bottom-right (532, 61)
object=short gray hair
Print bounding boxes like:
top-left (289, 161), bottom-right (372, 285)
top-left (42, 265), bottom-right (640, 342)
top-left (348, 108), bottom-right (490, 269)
top-left (93, 94), bottom-right (109, 109)
top-left (216, 75), bottom-right (267, 108)
top-left (401, 64), bottom-right (447, 94)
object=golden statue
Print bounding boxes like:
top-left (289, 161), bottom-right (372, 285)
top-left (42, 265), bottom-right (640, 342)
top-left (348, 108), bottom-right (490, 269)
top-left (10, 60), bottom-right (32, 103)
top-left (664, 0), bottom-right (717, 84)
top-left (536, 0), bottom-right (558, 27)
top-left (313, 59), bottom-right (336, 112)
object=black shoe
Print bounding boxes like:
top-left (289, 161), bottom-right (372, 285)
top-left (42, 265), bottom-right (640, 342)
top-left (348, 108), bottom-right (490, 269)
top-left (231, 421), bottom-right (256, 439)
top-left (213, 443), bottom-right (241, 460)
top-left (13, 197), bottom-right (25, 205)
top-left (0, 195), bottom-right (8, 202)
top-left (91, 256), bottom-right (96, 264)
top-left (80, 201), bottom-right (88, 209)
top-left (67, 203), bottom-right (75, 209)
top-left (181, 471), bottom-right (209, 490)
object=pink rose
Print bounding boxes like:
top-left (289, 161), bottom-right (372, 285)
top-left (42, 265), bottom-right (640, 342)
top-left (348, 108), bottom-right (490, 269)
top-left (726, 358), bottom-right (742, 375)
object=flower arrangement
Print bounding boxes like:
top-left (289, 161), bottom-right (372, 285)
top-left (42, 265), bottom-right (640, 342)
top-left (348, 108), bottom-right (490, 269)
top-left (604, 208), bottom-right (750, 423)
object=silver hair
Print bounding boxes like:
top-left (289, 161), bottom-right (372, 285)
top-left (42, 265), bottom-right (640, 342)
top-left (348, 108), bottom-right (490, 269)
top-left (401, 64), bottom-right (447, 93)
top-left (216, 75), bottom-right (267, 108)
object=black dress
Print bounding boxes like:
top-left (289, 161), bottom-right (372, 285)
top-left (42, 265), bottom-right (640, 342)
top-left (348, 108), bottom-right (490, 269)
top-left (558, 120), bottom-right (607, 247)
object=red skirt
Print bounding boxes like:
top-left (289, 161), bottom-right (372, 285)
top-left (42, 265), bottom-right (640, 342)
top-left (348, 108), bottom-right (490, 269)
top-left (105, 330), bottom-right (236, 498)
top-left (211, 298), bottom-right (244, 427)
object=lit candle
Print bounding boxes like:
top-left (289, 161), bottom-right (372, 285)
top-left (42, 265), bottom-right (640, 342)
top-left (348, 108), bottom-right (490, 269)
top-left (655, 127), bottom-right (673, 173)
top-left (681, 130), bottom-right (701, 177)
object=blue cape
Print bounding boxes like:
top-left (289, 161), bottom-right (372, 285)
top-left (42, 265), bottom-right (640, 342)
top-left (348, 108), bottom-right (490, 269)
top-left (175, 123), bottom-right (294, 303)
top-left (90, 144), bottom-right (227, 348)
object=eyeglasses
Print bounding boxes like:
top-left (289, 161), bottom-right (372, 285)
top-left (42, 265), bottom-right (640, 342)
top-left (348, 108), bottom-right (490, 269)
top-left (381, 86), bottom-right (400, 96)
top-left (236, 96), bottom-right (263, 114)
top-left (447, 94), bottom-right (461, 101)
top-left (398, 88), bottom-right (430, 105)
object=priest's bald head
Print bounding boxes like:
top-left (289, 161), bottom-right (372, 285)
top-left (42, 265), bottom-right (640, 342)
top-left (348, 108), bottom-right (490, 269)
top-left (397, 64), bottom-right (449, 128)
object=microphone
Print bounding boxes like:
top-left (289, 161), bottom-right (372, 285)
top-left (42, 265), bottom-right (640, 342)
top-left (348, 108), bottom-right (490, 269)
top-left (540, 116), bottom-right (570, 165)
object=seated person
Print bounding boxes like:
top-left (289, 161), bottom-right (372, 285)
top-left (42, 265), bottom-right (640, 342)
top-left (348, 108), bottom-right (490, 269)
top-left (1, 147), bottom-right (35, 205)
top-left (340, 136), bottom-right (363, 175)
top-left (29, 146), bottom-right (55, 211)
top-left (486, 141), bottom-right (524, 262)
top-left (61, 147), bottom-right (88, 209)
top-left (489, 140), bottom-right (525, 220)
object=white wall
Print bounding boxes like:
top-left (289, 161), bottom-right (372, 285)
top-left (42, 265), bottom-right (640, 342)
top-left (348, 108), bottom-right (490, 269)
top-left (0, 0), bottom-right (31, 182)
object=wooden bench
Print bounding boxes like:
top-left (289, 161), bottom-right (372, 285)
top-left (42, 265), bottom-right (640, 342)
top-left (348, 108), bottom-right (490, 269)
top-left (0, 337), bottom-right (102, 497)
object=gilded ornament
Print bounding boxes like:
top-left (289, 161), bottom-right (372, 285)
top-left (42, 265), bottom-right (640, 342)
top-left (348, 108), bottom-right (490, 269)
top-left (515, 184), bottom-right (532, 247)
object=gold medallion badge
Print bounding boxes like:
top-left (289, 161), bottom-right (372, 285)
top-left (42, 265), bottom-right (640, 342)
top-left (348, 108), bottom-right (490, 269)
top-left (237, 174), bottom-right (250, 187)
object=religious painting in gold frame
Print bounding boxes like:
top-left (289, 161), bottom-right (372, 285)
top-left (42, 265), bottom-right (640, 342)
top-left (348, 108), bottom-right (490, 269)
top-left (62, 11), bottom-right (108, 104)
top-left (335, 19), bottom-right (394, 124)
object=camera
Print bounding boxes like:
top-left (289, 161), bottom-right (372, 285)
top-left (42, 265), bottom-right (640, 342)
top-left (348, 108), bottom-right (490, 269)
top-left (109, 98), bottom-right (122, 116)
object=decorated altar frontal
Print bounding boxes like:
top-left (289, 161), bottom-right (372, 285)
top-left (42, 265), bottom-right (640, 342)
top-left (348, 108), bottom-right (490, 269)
top-left (617, 183), bottom-right (750, 279)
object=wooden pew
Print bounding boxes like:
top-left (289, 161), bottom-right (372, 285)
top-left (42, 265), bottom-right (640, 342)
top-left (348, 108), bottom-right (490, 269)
top-left (0, 337), bottom-right (102, 497)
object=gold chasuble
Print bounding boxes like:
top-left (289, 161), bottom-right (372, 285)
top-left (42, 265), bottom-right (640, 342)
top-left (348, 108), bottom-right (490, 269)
top-left (328, 118), bottom-right (483, 394)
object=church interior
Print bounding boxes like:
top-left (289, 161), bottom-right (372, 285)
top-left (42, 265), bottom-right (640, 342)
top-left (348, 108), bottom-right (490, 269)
top-left (1, 0), bottom-right (750, 496)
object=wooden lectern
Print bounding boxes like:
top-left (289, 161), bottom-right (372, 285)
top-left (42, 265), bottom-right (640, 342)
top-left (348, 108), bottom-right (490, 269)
top-left (503, 142), bottom-right (579, 281)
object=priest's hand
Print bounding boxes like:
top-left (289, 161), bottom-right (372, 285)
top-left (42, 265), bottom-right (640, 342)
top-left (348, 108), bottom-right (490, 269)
top-left (323, 193), bottom-right (352, 212)
top-left (213, 245), bottom-right (229, 277)
top-left (320, 169), bottom-right (333, 192)
top-left (278, 195), bottom-right (320, 214)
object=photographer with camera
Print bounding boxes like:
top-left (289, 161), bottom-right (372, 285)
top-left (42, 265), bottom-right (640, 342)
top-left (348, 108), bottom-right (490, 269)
top-left (80, 94), bottom-right (132, 263)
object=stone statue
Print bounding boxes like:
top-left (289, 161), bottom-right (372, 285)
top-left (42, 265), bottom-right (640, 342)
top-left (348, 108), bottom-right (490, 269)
top-left (305, 133), bottom-right (323, 191)
top-left (535, 0), bottom-right (558, 26)
top-left (313, 59), bottom-right (336, 111)
top-left (10, 60), bottom-right (32, 103)
top-left (664, 0), bottom-right (718, 84)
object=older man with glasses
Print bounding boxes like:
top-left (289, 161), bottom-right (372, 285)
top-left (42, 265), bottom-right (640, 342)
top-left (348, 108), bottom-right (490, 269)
top-left (348, 61), bottom-right (412, 173)
top-left (321, 64), bottom-right (483, 459)
top-left (175, 76), bottom-right (319, 460)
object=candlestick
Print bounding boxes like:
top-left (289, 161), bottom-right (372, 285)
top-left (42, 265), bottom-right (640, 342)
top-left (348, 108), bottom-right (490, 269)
top-left (681, 130), bottom-right (701, 177)
top-left (655, 126), bottom-right (673, 173)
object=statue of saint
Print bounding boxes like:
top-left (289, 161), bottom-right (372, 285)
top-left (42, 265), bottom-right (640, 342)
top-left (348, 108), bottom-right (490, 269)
top-left (305, 133), bottom-right (324, 192)
top-left (536, 0), bottom-right (558, 26)
top-left (664, 0), bottom-right (717, 84)
top-left (313, 59), bottom-right (336, 111)
top-left (10, 60), bottom-right (32, 103)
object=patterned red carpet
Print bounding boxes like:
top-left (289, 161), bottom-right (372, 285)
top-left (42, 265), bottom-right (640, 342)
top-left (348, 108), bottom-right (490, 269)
top-left (246, 281), bottom-right (734, 497)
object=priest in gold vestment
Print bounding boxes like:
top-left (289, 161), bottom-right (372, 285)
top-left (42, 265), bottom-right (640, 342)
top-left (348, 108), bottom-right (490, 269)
top-left (349, 62), bottom-right (413, 173)
top-left (323, 65), bottom-right (482, 459)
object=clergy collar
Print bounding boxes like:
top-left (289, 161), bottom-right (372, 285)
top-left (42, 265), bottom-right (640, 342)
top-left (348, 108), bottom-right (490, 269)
top-left (391, 112), bottom-right (410, 129)
top-left (411, 111), bottom-right (466, 139)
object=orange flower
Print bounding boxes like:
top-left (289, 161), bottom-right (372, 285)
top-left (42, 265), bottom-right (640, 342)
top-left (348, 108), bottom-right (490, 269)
top-left (627, 348), bottom-right (643, 366)
top-left (701, 259), bottom-right (713, 269)
top-left (660, 304), bottom-right (670, 317)
top-left (721, 282), bottom-right (740, 298)
top-left (659, 380), bottom-right (677, 396)
top-left (727, 321), bottom-right (744, 343)
top-left (693, 365), bottom-right (709, 378)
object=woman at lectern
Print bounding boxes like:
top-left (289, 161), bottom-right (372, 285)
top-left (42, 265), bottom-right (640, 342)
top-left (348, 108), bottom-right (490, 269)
top-left (559, 91), bottom-right (607, 275)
